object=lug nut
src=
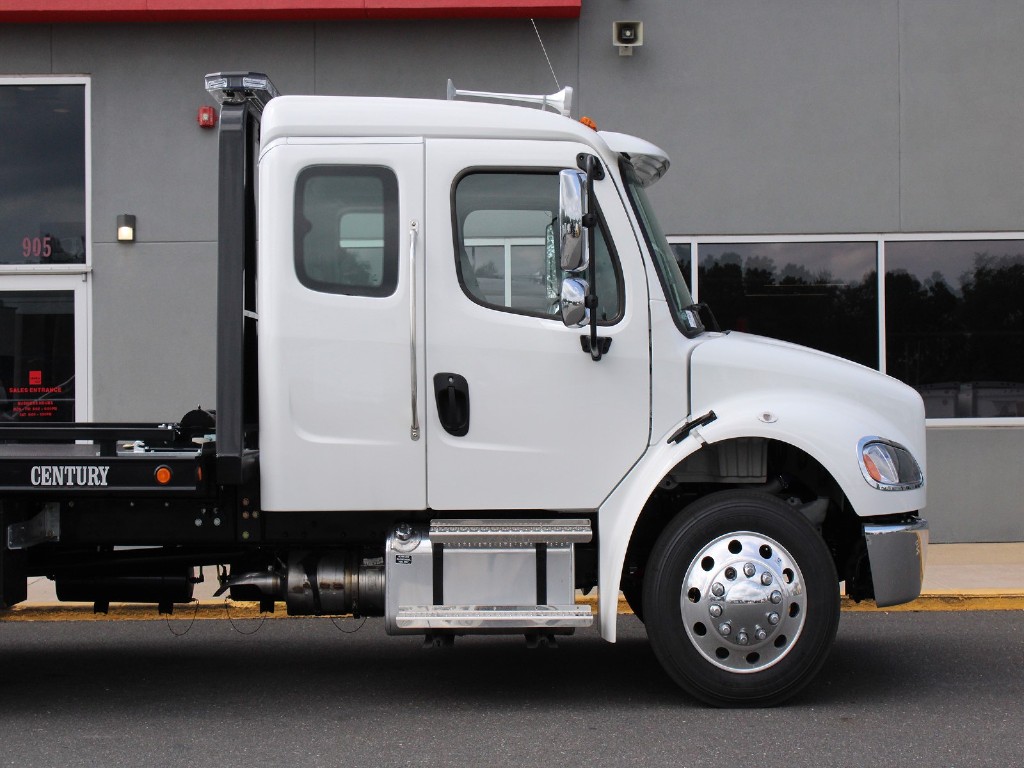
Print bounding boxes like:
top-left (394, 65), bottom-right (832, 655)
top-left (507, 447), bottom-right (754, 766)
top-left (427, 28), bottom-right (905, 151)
top-left (755, 628), bottom-right (768, 641)
top-left (709, 604), bottom-right (723, 618)
top-left (761, 572), bottom-right (774, 586)
top-left (743, 563), bottom-right (756, 578)
top-left (768, 612), bottom-right (780, 625)
top-left (770, 590), bottom-right (783, 604)
top-left (711, 582), bottom-right (725, 597)
top-left (718, 622), bottom-right (732, 636)
top-left (736, 631), bottom-right (749, 645)
top-left (724, 567), bottom-right (737, 580)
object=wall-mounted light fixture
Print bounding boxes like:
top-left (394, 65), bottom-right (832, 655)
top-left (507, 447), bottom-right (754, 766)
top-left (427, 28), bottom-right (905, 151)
top-left (613, 21), bottom-right (644, 56)
top-left (117, 214), bottom-right (136, 243)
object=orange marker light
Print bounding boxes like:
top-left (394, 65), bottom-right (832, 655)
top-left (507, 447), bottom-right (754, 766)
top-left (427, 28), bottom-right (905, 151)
top-left (580, 116), bottom-right (598, 131)
top-left (155, 465), bottom-right (173, 485)
top-left (862, 455), bottom-right (882, 483)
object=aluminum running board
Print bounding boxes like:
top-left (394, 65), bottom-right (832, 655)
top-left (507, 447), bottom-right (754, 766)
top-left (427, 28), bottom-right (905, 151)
top-left (395, 604), bottom-right (593, 631)
top-left (429, 519), bottom-right (592, 547)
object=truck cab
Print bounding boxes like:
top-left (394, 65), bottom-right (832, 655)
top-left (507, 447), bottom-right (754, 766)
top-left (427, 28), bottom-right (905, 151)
top-left (0, 73), bottom-right (927, 707)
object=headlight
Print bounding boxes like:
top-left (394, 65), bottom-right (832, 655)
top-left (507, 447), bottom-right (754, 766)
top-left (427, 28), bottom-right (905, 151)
top-left (858, 437), bottom-right (923, 491)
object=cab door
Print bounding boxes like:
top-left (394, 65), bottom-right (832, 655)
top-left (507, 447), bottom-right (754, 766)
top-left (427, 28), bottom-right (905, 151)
top-left (258, 139), bottom-right (426, 511)
top-left (425, 139), bottom-right (650, 510)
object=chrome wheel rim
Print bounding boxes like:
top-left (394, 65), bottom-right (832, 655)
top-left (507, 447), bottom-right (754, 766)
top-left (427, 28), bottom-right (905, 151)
top-left (680, 531), bottom-right (807, 673)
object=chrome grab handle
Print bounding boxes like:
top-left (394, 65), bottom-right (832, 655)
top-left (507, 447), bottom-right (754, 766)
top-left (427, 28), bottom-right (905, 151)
top-left (409, 222), bottom-right (420, 441)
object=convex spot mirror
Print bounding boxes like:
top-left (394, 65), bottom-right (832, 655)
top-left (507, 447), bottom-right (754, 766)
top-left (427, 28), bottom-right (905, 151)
top-left (558, 169), bottom-right (589, 273)
top-left (560, 276), bottom-right (589, 328)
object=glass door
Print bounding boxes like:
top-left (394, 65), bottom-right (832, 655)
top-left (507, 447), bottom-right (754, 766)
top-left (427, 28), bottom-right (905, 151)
top-left (0, 276), bottom-right (89, 422)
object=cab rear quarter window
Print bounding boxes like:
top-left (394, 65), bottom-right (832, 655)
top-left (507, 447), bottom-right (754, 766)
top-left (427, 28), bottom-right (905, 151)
top-left (294, 165), bottom-right (399, 297)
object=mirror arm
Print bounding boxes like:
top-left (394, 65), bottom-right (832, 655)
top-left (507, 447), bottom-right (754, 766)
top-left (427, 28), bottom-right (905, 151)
top-left (584, 155), bottom-right (604, 361)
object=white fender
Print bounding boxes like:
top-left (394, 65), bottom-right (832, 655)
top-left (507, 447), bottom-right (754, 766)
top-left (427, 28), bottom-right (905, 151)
top-left (597, 337), bottom-right (927, 641)
top-left (597, 424), bottom-right (705, 641)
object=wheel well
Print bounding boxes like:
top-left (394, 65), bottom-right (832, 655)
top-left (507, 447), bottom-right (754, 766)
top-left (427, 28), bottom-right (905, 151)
top-left (621, 438), bottom-right (862, 595)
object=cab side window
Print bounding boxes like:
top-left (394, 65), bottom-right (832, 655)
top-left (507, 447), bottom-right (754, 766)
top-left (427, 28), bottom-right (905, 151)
top-left (454, 171), bottom-right (622, 322)
top-left (294, 166), bottom-right (399, 297)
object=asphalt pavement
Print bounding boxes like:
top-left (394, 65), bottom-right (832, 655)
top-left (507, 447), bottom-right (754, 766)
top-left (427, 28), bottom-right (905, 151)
top-left (0, 612), bottom-right (1020, 767)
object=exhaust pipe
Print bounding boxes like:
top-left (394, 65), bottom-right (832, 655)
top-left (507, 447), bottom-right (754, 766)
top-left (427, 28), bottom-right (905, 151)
top-left (220, 551), bottom-right (384, 617)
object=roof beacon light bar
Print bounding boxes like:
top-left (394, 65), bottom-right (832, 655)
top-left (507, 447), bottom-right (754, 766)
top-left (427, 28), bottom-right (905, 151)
top-left (205, 71), bottom-right (280, 115)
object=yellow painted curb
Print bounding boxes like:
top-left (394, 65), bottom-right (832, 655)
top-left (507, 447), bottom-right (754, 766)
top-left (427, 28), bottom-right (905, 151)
top-left (1, 601), bottom-right (295, 622)
top-left (840, 592), bottom-right (1024, 612)
top-left (2, 590), bottom-right (1022, 622)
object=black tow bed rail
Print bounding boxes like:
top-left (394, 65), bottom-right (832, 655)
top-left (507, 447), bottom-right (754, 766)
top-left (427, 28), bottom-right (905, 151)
top-left (0, 419), bottom-right (216, 495)
top-left (0, 449), bottom-right (208, 496)
top-left (0, 423), bottom-right (179, 455)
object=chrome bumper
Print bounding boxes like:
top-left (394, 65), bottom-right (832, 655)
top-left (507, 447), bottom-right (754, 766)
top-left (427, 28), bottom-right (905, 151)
top-left (863, 518), bottom-right (928, 607)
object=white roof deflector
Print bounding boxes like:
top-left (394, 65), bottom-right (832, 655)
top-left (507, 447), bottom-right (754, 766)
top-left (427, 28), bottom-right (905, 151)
top-left (599, 131), bottom-right (670, 186)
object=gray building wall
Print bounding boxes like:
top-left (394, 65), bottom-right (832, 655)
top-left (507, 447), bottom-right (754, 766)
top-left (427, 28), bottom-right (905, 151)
top-left (928, 427), bottom-right (1024, 542)
top-left (2, 3), bottom-right (1021, 542)
top-left (580, 0), bottom-right (1024, 235)
top-left (581, 0), bottom-right (901, 234)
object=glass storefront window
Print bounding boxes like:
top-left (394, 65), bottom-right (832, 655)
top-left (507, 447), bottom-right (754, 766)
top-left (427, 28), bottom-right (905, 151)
top-left (886, 240), bottom-right (1024, 418)
top-left (0, 291), bottom-right (76, 421)
top-left (0, 83), bottom-right (87, 266)
top-left (697, 242), bottom-right (879, 368)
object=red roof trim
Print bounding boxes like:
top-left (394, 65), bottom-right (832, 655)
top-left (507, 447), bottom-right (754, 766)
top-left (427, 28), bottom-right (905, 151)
top-left (0, 0), bottom-right (580, 23)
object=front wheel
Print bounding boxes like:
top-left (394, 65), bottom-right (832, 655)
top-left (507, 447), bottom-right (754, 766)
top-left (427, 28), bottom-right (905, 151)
top-left (643, 490), bottom-right (840, 707)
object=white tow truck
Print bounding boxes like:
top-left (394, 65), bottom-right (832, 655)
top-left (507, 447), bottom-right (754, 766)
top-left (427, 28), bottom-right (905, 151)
top-left (0, 73), bottom-right (928, 706)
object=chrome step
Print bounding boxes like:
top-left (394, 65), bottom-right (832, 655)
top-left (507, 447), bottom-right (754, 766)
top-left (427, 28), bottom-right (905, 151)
top-left (395, 604), bottom-right (593, 631)
top-left (429, 519), bottom-right (592, 547)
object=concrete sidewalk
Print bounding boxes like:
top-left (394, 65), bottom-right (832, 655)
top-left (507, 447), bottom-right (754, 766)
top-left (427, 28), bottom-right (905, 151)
top-left (922, 542), bottom-right (1024, 592)
top-left (5, 542), bottom-right (1023, 620)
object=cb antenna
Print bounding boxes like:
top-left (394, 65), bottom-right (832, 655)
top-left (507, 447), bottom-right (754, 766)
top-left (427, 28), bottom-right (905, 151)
top-left (531, 18), bottom-right (561, 91)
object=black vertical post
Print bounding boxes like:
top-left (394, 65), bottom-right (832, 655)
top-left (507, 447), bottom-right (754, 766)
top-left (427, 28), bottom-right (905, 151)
top-left (584, 154), bottom-right (602, 361)
top-left (242, 111), bottom-right (260, 436)
top-left (215, 102), bottom-right (250, 485)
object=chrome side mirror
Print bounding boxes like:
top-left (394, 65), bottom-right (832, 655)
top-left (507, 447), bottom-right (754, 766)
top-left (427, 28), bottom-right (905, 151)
top-left (558, 169), bottom-right (589, 273)
top-left (544, 222), bottom-right (560, 302)
top-left (560, 277), bottom-right (589, 328)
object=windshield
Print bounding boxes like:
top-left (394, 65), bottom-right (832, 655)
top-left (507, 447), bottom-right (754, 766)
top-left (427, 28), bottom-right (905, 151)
top-left (620, 160), bottom-right (703, 337)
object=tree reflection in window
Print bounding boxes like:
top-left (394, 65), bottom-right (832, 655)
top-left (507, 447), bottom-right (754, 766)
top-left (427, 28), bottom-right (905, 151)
top-left (886, 241), bottom-right (1024, 418)
top-left (695, 242), bottom-right (878, 368)
top-left (0, 83), bottom-right (86, 265)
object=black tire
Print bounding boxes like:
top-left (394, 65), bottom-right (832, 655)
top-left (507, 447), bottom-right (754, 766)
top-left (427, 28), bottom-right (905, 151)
top-left (620, 580), bottom-right (644, 623)
top-left (643, 490), bottom-right (840, 707)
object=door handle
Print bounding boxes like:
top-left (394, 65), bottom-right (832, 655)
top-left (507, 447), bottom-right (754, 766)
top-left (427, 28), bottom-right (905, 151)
top-left (433, 373), bottom-right (470, 437)
top-left (408, 222), bottom-right (420, 441)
